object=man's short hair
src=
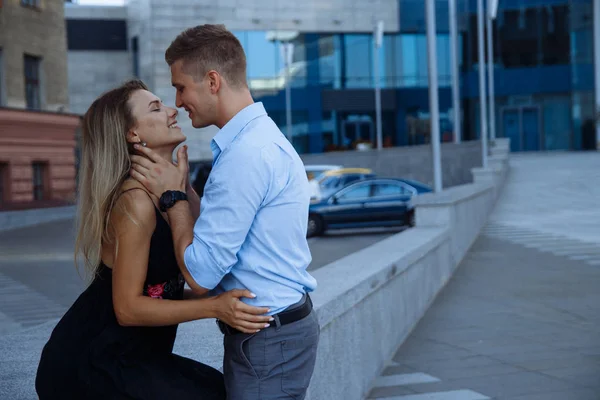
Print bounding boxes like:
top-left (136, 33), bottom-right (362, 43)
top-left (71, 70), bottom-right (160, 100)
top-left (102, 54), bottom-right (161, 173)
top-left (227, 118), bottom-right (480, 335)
top-left (165, 24), bottom-right (247, 88)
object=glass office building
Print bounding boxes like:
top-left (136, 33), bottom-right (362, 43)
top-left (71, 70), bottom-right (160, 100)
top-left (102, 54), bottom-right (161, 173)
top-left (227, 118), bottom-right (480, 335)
top-left (234, 0), bottom-right (596, 153)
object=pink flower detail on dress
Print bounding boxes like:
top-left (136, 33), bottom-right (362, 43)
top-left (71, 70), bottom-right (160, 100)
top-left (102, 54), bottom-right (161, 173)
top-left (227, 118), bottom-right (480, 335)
top-left (147, 282), bottom-right (166, 299)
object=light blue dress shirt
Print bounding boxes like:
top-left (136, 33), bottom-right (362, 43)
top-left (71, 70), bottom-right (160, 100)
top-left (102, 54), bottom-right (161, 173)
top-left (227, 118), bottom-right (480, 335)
top-left (183, 102), bottom-right (317, 315)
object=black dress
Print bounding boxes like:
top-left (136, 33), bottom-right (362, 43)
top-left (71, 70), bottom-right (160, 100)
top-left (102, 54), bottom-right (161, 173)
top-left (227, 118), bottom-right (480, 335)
top-left (35, 206), bottom-right (226, 400)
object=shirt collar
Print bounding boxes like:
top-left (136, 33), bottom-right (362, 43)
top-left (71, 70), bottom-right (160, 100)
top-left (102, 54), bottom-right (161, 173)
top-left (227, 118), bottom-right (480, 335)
top-left (212, 102), bottom-right (267, 153)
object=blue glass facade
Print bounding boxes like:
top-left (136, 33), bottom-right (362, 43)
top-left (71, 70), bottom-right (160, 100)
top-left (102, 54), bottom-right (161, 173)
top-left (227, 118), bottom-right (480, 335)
top-left (236, 0), bottom-right (595, 154)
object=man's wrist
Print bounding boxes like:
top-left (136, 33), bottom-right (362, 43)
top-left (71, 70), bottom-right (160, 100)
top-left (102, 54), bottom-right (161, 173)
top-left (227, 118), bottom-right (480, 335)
top-left (159, 190), bottom-right (188, 212)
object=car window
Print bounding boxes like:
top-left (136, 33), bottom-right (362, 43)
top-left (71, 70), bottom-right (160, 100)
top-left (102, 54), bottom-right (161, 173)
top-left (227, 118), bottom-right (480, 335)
top-left (320, 176), bottom-right (341, 189)
top-left (338, 184), bottom-right (370, 201)
top-left (373, 183), bottom-right (408, 197)
top-left (341, 175), bottom-right (361, 186)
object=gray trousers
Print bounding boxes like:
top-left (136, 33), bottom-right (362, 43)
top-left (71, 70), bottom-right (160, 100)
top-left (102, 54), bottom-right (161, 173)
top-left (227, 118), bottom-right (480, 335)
top-left (223, 307), bottom-right (320, 399)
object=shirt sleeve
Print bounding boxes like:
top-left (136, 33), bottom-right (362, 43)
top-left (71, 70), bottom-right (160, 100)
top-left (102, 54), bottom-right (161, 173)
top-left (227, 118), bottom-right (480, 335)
top-left (183, 145), bottom-right (273, 290)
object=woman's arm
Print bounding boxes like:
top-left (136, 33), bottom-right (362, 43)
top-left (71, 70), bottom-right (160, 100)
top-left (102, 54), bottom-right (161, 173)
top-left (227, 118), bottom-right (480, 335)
top-left (110, 189), bottom-right (270, 332)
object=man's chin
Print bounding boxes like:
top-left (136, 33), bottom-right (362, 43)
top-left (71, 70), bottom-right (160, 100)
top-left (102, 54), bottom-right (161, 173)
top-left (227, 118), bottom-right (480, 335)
top-left (191, 120), bottom-right (211, 129)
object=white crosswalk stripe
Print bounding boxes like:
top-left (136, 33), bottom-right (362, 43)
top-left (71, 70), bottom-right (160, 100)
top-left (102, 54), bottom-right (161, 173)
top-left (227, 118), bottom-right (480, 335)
top-left (0, 272), bottom-right (66, 334)
top-left (367, 371), bottom-right (490, 399)
top-left (372, 390), bottom-right (490, 400)
top-left (481, 223), bottom-right (600, 266)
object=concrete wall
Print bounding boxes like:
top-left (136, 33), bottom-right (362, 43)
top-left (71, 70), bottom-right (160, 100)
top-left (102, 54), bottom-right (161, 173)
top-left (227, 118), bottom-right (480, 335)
top-left (67, 52), bottom-right (134, 116)
top-left (301, 140), bottom-right (484, 188)
top-left (0, 0), bottom-right (69, 111)
top-left (65, 5), bottom-right (134, 116)
top-left (144, 0), bottom-right (398, 33)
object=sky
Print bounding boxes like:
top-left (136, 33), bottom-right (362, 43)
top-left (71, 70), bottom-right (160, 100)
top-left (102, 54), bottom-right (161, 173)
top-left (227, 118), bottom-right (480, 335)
top-left (76, 0), bottom-right (126, 5)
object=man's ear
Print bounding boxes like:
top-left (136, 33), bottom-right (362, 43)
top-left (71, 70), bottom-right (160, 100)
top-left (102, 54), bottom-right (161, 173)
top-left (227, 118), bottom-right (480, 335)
top-left (207, 70), bottom-right (221, 94)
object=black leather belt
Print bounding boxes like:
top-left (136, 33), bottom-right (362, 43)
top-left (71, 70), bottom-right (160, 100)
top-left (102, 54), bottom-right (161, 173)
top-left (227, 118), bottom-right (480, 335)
top-left (217, 294), bottom-right (313, 336)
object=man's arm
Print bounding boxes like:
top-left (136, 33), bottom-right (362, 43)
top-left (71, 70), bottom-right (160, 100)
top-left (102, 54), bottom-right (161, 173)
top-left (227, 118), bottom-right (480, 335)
top-left (130, 143), bottom-right (272, 295)
top-left (165, 198), bottom-right (208, 294)
top-left (186, 182), bottom-right (201, 221)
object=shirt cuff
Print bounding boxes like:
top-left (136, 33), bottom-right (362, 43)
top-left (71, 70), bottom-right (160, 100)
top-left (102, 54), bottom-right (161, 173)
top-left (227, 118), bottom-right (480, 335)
top-left (183, 241), bottom-right (225, 290)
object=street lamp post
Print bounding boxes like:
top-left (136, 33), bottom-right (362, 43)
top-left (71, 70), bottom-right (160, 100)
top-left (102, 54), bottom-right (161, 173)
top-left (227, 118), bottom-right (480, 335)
top-left (373, 20), bottom-right (384, 150)
top-left (594, 0), bottom-right (600, 149)
top-left (281, 42), bottom-right (294, 142)
top-left (449, 0), bottom-right (462, 144)
top-left (426, 0), bottom-right (443, 192)
top-left (477, 0), bottom-right (488, 168)
top-left (487, 0), bottom-right (498, 142)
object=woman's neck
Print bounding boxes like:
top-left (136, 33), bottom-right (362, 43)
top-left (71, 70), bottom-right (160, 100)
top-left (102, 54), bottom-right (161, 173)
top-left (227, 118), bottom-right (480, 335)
top-left (149, 145), bottom-right (178, 162)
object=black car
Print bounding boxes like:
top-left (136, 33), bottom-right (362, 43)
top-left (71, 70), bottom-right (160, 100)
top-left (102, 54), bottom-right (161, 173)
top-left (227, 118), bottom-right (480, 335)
top-left (188, 161), bottom-right (212, 197)
top-left (307, 178), bottom-right (433, 237)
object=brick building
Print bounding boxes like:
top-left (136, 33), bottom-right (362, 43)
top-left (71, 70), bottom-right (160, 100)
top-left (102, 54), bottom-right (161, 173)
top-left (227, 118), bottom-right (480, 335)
top-left (0, 0), bottom-right (79, 210)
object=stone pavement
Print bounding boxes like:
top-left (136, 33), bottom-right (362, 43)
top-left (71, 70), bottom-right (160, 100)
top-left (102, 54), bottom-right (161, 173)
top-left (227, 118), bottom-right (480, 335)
top-left (366, 153), bottom-right (600, 400)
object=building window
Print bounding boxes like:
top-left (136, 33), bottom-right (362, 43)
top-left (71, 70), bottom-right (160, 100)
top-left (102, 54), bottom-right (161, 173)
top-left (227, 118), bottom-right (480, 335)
top-left (0, 163), bottom-right (8, 205)
top-left (21, 0), bottom-right (40, 8)
top-left (131, 36), bottom-right (139, 77)
top-left (32, 162), bottom-right (48, 201)
top-left (24, 55), bottom-right (41, 110)
top-left (0, 48), bottom-right (4, 106)
top-left (497, 8), bottom-right (541, 68)
top-left (343, 34), bottom-right (372, 88)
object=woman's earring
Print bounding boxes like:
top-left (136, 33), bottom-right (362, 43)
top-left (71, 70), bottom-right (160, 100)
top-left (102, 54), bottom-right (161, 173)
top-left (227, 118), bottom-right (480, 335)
top-left (141, 142), bottom-right (147, 147)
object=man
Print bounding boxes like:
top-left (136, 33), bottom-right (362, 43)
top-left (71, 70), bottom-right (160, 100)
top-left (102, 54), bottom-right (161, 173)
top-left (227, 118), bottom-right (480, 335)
top-left (130, 24), bottom-right (319, 399)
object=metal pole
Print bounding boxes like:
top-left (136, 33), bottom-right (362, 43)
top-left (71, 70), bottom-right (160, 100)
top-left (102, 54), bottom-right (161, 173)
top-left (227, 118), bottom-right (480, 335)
top-left (284, 43), bottom-right (293, 142)
top-left (594, 0), bottom-right (600, 149)
top-left (374, 21), bottom-right (384, 150)
top-left (486, 2), bottom-right (496, 142)
top-left (449, 0), bottom-right (462, 143)
top-left (426, 0), bottom-right (443, 192)
top-left (477, 0), bottom-right (488, 167)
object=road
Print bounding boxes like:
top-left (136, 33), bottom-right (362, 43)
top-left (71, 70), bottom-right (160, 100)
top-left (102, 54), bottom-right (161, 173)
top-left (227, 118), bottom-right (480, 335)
top-left (0, 218), bottom-right (399, 335)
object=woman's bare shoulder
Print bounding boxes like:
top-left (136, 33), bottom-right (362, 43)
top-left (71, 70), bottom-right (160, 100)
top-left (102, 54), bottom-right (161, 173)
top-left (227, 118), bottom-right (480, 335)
top-left (119, 178), bottom-right (150, 196)
top-left (112, 179), bottom-right (157, 229)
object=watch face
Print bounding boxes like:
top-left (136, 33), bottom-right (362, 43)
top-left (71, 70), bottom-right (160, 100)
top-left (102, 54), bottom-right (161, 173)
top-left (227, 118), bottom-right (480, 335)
top-left (160, 191), bottom-right (172, 211)
top-left (160, 190), bottom-right (186, 211)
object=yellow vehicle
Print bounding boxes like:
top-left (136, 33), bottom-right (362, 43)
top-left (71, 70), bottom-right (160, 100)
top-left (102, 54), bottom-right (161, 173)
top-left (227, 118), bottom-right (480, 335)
top-left (319, 168), bottom-right (373, 178)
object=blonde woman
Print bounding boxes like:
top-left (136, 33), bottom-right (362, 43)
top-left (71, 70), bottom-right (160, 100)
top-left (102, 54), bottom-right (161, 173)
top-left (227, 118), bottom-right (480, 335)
top-left (35, 80), bottom-right (272, 399)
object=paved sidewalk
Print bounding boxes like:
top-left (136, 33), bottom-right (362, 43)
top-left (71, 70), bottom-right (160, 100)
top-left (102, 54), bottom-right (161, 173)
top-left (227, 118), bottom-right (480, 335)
top-left (367, 232), bottom-right (600, 400)
top-left (366, 154), bottom-right (600, 400)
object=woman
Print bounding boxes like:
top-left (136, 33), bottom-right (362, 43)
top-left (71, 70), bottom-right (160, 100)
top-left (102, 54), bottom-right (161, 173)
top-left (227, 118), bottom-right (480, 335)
top-left (35, 80), bottom-right (271, 399)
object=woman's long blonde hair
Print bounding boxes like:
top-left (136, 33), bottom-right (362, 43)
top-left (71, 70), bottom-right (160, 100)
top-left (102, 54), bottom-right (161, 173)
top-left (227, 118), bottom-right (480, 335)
top-left (75, 79), bottom-right (149, 279)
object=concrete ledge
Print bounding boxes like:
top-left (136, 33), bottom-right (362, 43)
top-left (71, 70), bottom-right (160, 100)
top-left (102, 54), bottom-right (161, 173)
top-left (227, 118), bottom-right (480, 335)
top-left (306, 227), bottom-right (451, 400)
top-left (492, 138), bottom-right (510, 150)
top-left (414, 183), bottom-right (495, 268)
top-left (0, 206), bottom-right (76, 232)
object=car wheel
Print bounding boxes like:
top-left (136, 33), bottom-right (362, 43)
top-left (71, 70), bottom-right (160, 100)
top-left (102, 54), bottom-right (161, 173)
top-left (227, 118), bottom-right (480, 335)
top-left (307, 214), bottom-right (324, 238)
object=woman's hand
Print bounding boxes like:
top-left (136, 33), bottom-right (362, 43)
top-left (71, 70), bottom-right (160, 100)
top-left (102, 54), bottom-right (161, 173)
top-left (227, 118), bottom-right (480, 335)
top-left (213, 289), bottom-right (272, 334)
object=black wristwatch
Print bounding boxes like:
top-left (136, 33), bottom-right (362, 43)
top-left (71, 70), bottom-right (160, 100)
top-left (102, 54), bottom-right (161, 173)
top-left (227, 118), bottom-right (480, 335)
top-left (159, 190), bottom-right (188, 212)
